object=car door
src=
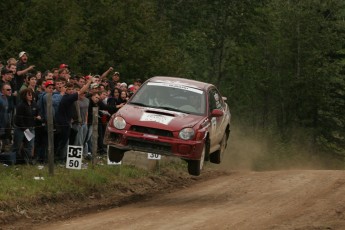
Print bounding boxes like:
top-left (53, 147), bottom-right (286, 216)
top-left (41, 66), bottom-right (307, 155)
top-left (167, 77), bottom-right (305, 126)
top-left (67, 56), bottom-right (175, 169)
top-left (208, 88), bottom-right (227, 149)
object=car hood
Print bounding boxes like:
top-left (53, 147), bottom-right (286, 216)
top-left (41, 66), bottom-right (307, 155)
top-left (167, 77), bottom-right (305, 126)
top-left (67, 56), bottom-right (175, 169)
top-left (116, 104), bottom-right (204, 130)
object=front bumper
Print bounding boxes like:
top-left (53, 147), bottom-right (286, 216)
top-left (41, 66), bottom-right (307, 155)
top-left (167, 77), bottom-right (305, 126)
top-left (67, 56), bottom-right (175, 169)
top-left (104, 126), bottom-right (204, 160)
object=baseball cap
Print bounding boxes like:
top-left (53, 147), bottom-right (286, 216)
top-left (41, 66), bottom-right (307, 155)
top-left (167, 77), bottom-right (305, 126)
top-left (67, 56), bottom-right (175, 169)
top-left (90, 83), bottom-right (99, 89)
top-left (59, 63), bottom-right (69, 69)
top-left (113, 72), bottom-right (120, 76)
top-left (19, 51), bottom-right (27, 58)
top-left (1, 68), bottom-right (12, 75)
top-left (44, 80), bottom-right (54, 88)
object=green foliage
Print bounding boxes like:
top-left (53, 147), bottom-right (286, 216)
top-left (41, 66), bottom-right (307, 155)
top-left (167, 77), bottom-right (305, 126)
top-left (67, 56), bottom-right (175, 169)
top-left (0, 0), bottom-right (344, 156)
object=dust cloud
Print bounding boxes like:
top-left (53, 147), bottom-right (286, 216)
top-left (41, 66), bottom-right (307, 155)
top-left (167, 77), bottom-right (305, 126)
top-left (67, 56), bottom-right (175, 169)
top-left (209, 124), bottom-right (344, 171)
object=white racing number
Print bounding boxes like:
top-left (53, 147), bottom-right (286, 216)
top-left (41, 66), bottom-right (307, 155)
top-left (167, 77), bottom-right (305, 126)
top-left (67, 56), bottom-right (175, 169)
top-left (148, 153), bottom-right (161, 160)
top-left (66, 145), bottom-right (83, 170)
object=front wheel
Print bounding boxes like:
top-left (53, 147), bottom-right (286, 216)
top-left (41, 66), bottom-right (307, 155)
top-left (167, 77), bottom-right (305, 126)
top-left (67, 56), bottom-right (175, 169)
top-left (108, 146), bottom-right (125, 162)
top-left (210, 133), bottom-right (227, 164)
top-left (187, 144), bottom-right (205, 176)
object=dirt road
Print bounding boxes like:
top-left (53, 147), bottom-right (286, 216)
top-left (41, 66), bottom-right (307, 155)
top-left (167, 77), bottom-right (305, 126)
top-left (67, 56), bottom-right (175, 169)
top-left (4, 127), bottom-right (344, 230)
top-left (36, 169), bottom-right (345, 230)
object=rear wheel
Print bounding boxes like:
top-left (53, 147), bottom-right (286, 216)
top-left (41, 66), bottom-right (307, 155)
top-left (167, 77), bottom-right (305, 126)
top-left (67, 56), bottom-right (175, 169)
top-left (108, 146), bottom-right (125, 162)
top-left (187, 144), bottom-right (205, 176)
top-left (210, 133), bottom-right (227, 164)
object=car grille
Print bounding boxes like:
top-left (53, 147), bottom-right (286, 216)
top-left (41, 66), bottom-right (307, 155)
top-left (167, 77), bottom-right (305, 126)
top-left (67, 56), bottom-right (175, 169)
top-left (127, 137), bottom-right (172, 154)
top-left (130, 125), bottom-right (173, 137)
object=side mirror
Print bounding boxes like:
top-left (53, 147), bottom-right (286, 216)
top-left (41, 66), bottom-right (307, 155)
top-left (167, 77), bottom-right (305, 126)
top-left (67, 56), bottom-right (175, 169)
top-left (211, 109), bottom-right (223, 117)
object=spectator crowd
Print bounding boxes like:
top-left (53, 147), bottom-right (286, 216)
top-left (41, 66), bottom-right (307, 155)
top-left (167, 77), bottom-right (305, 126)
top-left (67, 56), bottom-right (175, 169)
top-left (0, 51), bottom-right (143, 164)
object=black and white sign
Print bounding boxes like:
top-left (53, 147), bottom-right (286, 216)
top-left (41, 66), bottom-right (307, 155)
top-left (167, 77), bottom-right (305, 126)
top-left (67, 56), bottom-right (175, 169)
top-left (148, 153), bottom-right (161, 160)
top-left (66, 145), bottom-right (83, 170)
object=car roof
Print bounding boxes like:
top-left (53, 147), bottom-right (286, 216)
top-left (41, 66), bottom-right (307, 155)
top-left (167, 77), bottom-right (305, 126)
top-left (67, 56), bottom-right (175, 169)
top-left (148, 76), bottom-right (214, 91)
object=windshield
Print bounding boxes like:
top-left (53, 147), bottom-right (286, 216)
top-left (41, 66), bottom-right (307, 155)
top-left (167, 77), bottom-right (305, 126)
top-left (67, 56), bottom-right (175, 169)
top-left (130, 82), bottom-right (206, 115)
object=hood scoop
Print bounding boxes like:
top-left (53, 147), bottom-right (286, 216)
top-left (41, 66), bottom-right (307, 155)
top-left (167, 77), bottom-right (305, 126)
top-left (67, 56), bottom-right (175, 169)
top-left (145, 109), bottom-right (175, 117)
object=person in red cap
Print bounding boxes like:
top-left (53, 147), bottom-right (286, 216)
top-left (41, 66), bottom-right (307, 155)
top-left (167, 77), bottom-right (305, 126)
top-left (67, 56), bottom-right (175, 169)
top-left (36, 80), bottom-right (55, 163)
top-left (59, 63), bottom-right (69, 69)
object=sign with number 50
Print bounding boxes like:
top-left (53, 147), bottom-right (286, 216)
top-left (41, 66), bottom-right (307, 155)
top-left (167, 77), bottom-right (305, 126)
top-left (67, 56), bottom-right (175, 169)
top-left (147, 153), bottom-right (161, 160)
top-left (66, 145), bottom-right (83, 170)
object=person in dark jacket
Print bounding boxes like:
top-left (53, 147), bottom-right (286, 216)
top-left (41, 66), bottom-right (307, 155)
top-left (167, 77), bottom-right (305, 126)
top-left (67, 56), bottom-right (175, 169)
top-left (11, 88), bottom-right (41, 163)
top-left (0, 83), bottom-right (12, 152)
top-left (107, 88), bottom-right (125, 115)
top-left (54, 78), bottom-right (92, 162)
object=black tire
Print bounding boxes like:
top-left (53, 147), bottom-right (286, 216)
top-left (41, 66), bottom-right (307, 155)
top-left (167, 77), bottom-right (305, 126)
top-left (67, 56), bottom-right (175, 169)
top-left (210, 133), bottom-right (227, 164)
top-left (187, 144), bottom-right (205, 176)
top-left (108, 146), bottom-right (125, 162)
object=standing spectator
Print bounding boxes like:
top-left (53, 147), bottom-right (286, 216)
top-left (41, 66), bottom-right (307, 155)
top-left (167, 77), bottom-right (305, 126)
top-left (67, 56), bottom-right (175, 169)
top-left (58, 68), bottom-right (70, 82)
top-left (100, 79), bottom-right (109, 91)
top-left (107, 88), bottom-right (123, 115)
top-left (54, 78), bottom-right (92, 162)
top-left (92, 75), bottom-right (101, 84)
top-left (120, 90), bottom-right (129, 103)
top-left (59, 63), bottom-right (69, 70)
top-left (84, 92), bottom-right (100, 157)
top-left (1, 69), bottom-right (15, 146)
top-left (74, 86), bottom-right (89, 157)
top-left (6, 58), bottom-right (17, 67)
top-left (27, 74), bottom-right (38, 98)
top-left (52, 77), bottom-right (67, 117)
top-left (0, 68), bottom-right (13, 86)
top-left (108, 71), bottom-right (120, 92)
top-left (134, 78), bottom-right (142, 87)
top-left (51, 68), bottom-right (59, 80)
top-left (98, 90), bottom-right (110, 154)
top-left (36, 80), bottom-right (54, 163)
top-left (6, 63), bottom-right (18, 96)
top-left (18, 74), bottom-right (37, 103)
top-left (0, 83), bottom-right (12, 152)
top-left (120, 82), bottom-right (128, 95)
top-left (77, 76), bottom-right (86, 87)
top-left (128, 84), bottom-right (140, 97)
top-left (15, 51), bottom-right (35, 92)
top-left (43, 70), bottom-right (54, 81)
top-left (11, 88), bottom-right (41, 164)
top-left (37, 80), bottom-right (54, 123)
top-left (35, 71), bottom-right (42, 81)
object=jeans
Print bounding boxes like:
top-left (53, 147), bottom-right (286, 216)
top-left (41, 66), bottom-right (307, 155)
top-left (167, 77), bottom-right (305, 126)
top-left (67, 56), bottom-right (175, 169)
top-left (85, 125), bottom-right (93, 154)
top-left (74, 124), bottom-right (88, 155)
top-left (54, 124), bottom-right (71, 161)
top-left (11, 127), bottom-right (35, 161)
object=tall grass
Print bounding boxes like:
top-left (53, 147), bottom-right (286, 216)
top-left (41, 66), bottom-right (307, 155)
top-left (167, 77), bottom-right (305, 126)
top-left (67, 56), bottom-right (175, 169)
top-left (0, 163), bottom-right (158, 204)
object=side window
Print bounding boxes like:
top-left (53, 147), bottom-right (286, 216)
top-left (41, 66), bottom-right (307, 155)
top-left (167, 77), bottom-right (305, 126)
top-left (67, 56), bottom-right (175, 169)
top-left (208, 88), bottom-right (223, 112)
top-left (208, 90), bottom-right (217, 112)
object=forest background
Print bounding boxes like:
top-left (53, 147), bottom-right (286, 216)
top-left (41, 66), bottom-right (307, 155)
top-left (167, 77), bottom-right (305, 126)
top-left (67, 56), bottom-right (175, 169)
top-left (0, 0), bottom-right (344, 169)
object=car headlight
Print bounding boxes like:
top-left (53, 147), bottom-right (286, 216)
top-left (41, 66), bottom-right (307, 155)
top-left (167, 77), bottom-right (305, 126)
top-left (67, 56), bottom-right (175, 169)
top-left (179, 128), bottom-right (195, 140)
top-left (113, 117), bottom-right (126, 129)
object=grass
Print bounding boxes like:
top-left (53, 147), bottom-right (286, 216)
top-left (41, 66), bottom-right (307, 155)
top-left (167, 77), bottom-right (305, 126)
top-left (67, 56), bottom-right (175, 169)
top-left (0, 161), bottom-right (181, 208)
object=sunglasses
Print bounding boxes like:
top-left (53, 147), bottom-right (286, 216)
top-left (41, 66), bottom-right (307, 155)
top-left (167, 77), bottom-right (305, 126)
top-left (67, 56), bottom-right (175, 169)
top-left (5, 89), bottom-right (12, 91)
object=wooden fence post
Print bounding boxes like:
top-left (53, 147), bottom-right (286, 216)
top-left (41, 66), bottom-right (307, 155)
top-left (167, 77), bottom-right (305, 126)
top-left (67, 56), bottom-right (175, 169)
top-left (91, 107), bottom-right (99, 168)
top-left (46, 93), bottom-right (54, 176)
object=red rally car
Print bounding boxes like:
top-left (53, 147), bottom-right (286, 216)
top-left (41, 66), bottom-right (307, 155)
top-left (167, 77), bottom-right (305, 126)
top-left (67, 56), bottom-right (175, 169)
top-left (104, 76), bottom-right (231, 176)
